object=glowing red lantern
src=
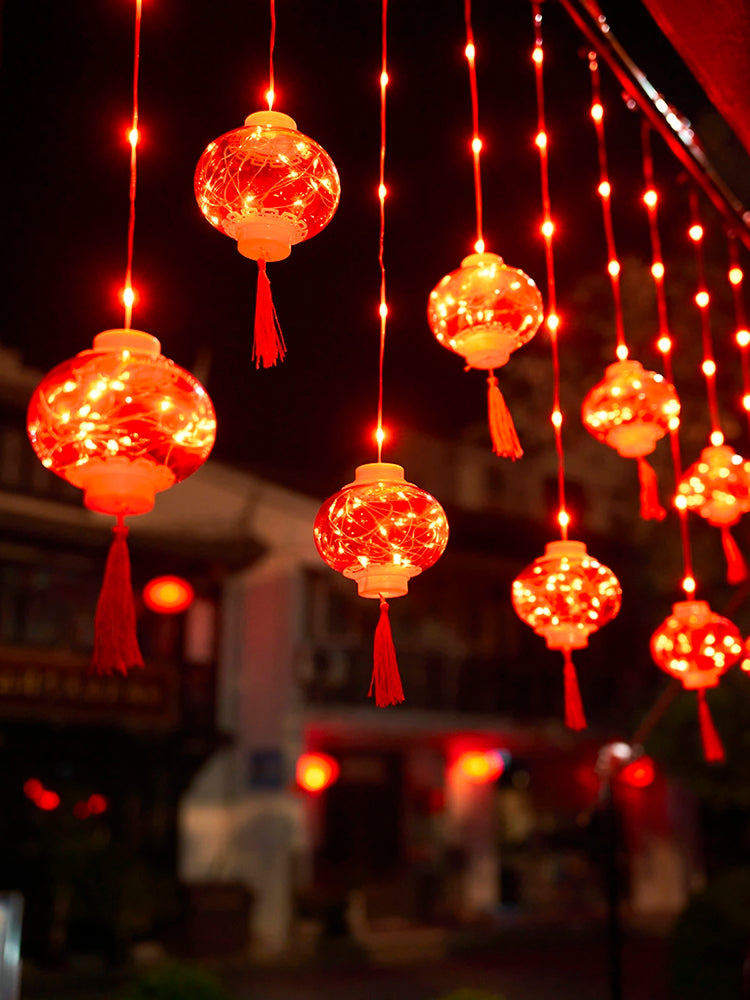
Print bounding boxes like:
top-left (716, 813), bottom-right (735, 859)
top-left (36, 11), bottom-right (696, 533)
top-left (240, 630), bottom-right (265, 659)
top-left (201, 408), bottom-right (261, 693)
top-left (296, 753), bottom-right (340, 793)
top-left (195, 110), bottom-right (341, 368)
top-left (28, 329), bottom-right (216, 674)
top-left (37, 790), bottom-right (61, 812)
top-left (651, 600), bottom-right (743, 762)
top-left (427, 252), bottom-right (544, 459)
top-left (582, 359), bottom-right (679, 520)
top-left (314, 462), bottom-right (449, 706)
top-left (675, 445), bottom-right (750, 583)
top-left (143, 575), bottom-right (195, 614)
top-left (455, 750), bottom-right (505, 784)
top-left (512, 540), bottom-right (621, 730)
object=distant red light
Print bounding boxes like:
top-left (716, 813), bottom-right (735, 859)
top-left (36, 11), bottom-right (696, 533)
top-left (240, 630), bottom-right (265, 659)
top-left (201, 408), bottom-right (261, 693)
top-left (37, 790), bottom-right (60, 811)
top-left (619, 756), bottom-right (655, 789)
top-left (296, 753), bottom-right (340, 793)
top-left (87, 794), bottom-right (108, 815)
top-left (24, 778), bottom-right (43, 801)
top-left (143, 575), bottom-right (194, 614)
top-left (455, 750), bottom-right (505, 784)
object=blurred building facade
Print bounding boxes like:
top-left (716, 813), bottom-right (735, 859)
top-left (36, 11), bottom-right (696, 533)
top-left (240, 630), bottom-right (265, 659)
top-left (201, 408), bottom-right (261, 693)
top-left (0, 344), bottom-right (703, 964)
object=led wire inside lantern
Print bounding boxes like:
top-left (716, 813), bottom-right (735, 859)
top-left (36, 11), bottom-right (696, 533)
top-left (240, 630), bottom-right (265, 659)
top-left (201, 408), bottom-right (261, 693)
top-left (375, 0), bottom-right (389, 462)
top-left (727, 234), bottom-right (750, 434)
top-left (121, 0), bottom-right (143, 330)
top-left (531, 4), bottom-right (567, 538)
top-left (588, 54), bottom-right (627, 361)
top-left (640, 123), bottom-right (695, 596)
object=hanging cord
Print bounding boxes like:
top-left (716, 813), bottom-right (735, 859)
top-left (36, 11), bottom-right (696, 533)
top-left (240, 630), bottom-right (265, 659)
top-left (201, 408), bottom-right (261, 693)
top-left (122, 0), bottom-right (142, 329)
top-left (266, 0), bottom-right (276, 109)
top-left (727, 234), bottom-right (750, 438)
top-left (689, 188), bottom-right (724, 443)
top-left (531, 4), bottom-right (567, 540)
top-left (375, 0), bottom-right (388, 462)
top-left (464, 0), bottom-right (484, 254)
top-left (588, 54), bottom-right (627, 360)
top-left (641, 123), bottom-right (695, 596)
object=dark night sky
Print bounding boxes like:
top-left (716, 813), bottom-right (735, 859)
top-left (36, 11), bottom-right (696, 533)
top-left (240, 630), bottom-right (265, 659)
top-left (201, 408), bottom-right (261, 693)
top-left (0, 0), bottom-right (745, 499)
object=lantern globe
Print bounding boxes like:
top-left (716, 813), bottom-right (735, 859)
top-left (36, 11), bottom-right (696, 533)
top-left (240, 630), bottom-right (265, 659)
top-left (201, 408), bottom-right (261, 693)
top-left (582, 360), bottom-right (680, 458)
top-left (650, 600), bottom-right (742, 689)
top-left (511, 540), bottom-right (622, 649)
top-left (27, 329), bottom-right (216, 517)
top-left (313, 462), bottom-right (449, 598)
top-left (675, 445), bottom-right (750, 526)
top-left (194, 110), bottom-right (341, 263)
top-left (427, 253), bottom-right (544, 370)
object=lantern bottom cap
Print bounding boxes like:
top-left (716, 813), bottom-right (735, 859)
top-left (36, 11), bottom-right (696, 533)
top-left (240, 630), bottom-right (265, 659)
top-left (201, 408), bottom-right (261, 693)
top-left (452, 327), bottom-right (515, 370)
top-left (605, 423), bottom-right (661, 459)
top-left (680, 674), bottom-right (720, 691)
top-left (704, 505), bottom-right (744, 527)
top-left (236, 217), bottom-right (297, 262)
top-left (71, 458), bottom-right (174, 516)
top-left (344, 564), bottom-right (421, 599)
top-left (537, 626), bottom-right (591, 650)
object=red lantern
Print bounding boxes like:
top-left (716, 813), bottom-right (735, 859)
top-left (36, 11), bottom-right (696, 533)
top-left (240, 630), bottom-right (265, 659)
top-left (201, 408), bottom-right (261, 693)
top-left (28, 329), bottom-right (216, 674)
top-left (314, 462), bottom-right (449, 706)
top-left (618, 756), bottom-right (655, 789)
top-left (195, 110), bottom-right (341, 368)
top-left (582, 359), bottom-right (680, 520)
top-left (512, 540), bottom-right (621, 730)
top-left (675, 444), bottom-right (750, 583)
top-left (427, 252), bottom-right (544, 459)
top-left (651, 600), bottom-right (742, 762)
top-left (455, 750), bottom-right (505, 784)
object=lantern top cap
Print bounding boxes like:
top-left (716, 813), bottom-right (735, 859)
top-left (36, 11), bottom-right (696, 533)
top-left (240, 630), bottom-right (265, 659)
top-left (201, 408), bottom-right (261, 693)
top-left (672, 599), bottom-right (710, 617)
top-left (701, 444), bottom-right (735, 459)
top-left (354, 462), bottom-right (406, 484)
top-left (92, 329), bottom-right (161, 356)
top-left (244, 110), bottom-right (298, 131)
top-left (544, 539), bottom-right (587, 559)
top-left (460, 252), bottom-right (504, 269)
top-left (604, 359), bottom-right (645, 377)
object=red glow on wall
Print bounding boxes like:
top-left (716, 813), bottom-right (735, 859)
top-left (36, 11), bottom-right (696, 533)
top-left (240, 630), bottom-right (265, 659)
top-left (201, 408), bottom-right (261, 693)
top-left (143, 575), bottom-right (195, 614)
top-left (296, 753), bottom-right (340, 793)
top-left (619, 756), bottom-right (655, 789)
top-left (455, 750), bottom-right (505, 784)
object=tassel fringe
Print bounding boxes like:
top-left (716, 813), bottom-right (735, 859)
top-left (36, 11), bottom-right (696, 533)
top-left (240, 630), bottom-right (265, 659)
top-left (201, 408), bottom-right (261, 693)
top-left (369, 597), bottom-right (405, 707)
top-left (720, 525), bottom-right (748, 585)
top-left (636, 457), bottom-right (666, 521)
top-left (92, 516), bottom-right (144, 676)
top-left (697, 688), bottom-right (725, 764)
top-left (253, 259), bottom-right (286, 368)
top-left (563, 648), bottom-right (587, 731)
top-left (487, 372), bottom-right (523, 460)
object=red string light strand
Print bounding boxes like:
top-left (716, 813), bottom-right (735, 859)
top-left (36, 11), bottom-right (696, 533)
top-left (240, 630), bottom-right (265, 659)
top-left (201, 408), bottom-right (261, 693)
top-left (688, 188), bottom-right (723, 443)
top-left (588, 54), bottom-right (627, 360)
top-left (375, 0), bottom-right (388, 463)
top-left (640, 122), bottom-right (695, 597)
top-left (122, 0), bottom-right (142, 330)
top-left (531, 4), bottom-right (568, 539)
top-left (266, 0), bottom-right (276, 110)
top-left (727, 234), bottom-right (750, 435)
top-left (464, 0), bottom-right (484, 253)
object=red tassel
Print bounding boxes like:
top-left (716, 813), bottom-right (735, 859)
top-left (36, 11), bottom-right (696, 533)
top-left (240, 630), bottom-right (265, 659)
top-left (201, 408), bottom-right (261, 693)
top-left (369, 598), bottom-right (405, 707)
top-left (487, 372), bottom-right (523, 460)
top-left (253, 259), bottom-right (286, 368)
top-left (92, 516), bottom-right (144, 676)
top-left (563, 649), bottom-right (587, 731)
top-left (720, 525), bottom-right (748, 584)
top-left (697, 687), bottom-right (725, 764)
top-left (636, 456), bottom-right (666, 521)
